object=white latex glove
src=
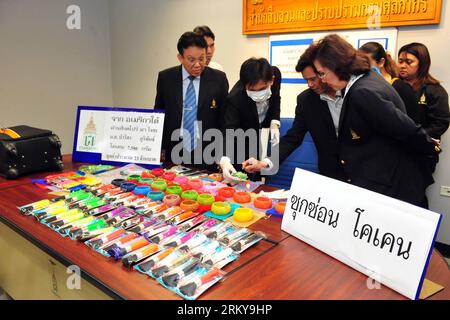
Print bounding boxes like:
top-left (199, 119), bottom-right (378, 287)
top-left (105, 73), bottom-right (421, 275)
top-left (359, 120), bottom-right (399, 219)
top-left (219, 157), bottom-right (238, 184)
top-left (270, 127), bottom-right (280, 146)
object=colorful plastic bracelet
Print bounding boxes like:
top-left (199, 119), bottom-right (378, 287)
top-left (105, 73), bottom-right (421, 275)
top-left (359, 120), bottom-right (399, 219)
top-left (121, 182), bottom-right (136, 192)
top-left (188, 179), bottom-right (203, 190)
top-left (139, 178), bottom-right (154, 185)
top-left (211, 202), bottom-right (231, 215)
top-left (254, 196), bottom-right (273, 210)
top-left (164, 194), bottom-right (181, 207)
top-left (233, 208), bottom-right (254, 222)
top-left (174, 175), bottom-right (189, 185)
top-left (162, 171), bottom-right (176, 181)
top-left (202, 183), bottom-right (221, 195)
top-left (180, 200), bottom-right (199, 212)
top-left (151, 168), bottom-right (165, 177)
top-left (233, 191), bottom-right (251, 204)
top-left (197, 193), bottom-right (215, 206)
top-left (275, 202), bottom-right (286, 214)
top-left (166, 185), bottom-right (182, 195)
top-left (147, 191), bottom-right (165, 201)
top-left (141, 171), bottom-right (155, 179)
top-left (127, 174), bottom-right (141, 182)
top-left (111, 179), bottom-right (126, 187)
top-left (181, 190), bottom-right (198, 200)
top-left (134, 186), bottom-right (151, 196)
top-left (218, 187), bottom-right (235, 198)
top-left (151, 181), bottom-right (167, 191)
top-left (208, 173), bottom-right (223, 182)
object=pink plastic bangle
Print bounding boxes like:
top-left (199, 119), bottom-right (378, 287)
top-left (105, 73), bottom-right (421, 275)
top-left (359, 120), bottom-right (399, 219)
top-left (188, 179), bottom-right (203, 191)
top-left (174, 175), bottom-right (189, 185)
top-left (164, 194), bottom-right (181, 207)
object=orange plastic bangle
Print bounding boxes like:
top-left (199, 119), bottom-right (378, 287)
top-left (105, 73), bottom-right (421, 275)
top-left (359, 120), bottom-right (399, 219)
top-left (233, 191), bottom-right (251, 204)
top-left (163, 194), bottom-right (181, 207)
top-left (254, 196), bottom-right (273, 210)
top-left (275, 202), bottom-right (286, 214)
top-left (180, 200), bottom-right (199, 212)
top-left (218, 187), bottom-right (235, 199)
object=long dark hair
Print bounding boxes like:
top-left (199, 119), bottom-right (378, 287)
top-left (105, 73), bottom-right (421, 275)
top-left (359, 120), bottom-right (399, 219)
top-left (398, 42), bottom-right (440, 91)
top-left (359, 42), bottom-right (398, 78)
top-left (311, 34), bottom-right (370, 81)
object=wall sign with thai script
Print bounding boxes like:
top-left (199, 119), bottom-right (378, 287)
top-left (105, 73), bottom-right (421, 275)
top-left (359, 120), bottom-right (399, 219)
top-left (73, 106), bottom-right (165, 167)
top-left (243, 0), bottom-right (442, 35)
top-left (282, 168), bottom-right (442, 300)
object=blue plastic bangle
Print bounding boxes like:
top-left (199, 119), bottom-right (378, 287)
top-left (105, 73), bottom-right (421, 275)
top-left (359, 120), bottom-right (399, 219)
top-left (147, 191), bottom-right (165, 201)
top-left (134, 186), bottom-right (151, 196)
top-left (120, 182), bottom-right (136, 192)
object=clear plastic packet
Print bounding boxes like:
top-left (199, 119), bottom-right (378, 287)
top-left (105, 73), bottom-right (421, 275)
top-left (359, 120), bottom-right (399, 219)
top-left (85, 228), bottom-right (126, 250)
top-left (149, 250), bottom-right (191, 279)
top-left (176, 267), bottom-right (226, 300)
top-left (159, 257), bottom-right (201, 289)
top-left (121, 243), bottom-right (160, 268)
top-left (218, 227), bottom-right (251, 246)
top-left (229, 231), bottom-right (267, 253)
top-left (134, 247), bottom-right (175, 275)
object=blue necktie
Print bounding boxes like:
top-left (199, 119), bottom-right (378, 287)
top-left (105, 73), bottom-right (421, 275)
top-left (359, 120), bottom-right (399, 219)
top-left (183, 76), bottom-right (197, 152)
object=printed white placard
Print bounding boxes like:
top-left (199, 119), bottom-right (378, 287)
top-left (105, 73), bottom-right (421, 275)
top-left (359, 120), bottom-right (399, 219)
top-left (282, 168), bottom-right (441, 300)
top-left (101, 111), bottom-right (165, 165)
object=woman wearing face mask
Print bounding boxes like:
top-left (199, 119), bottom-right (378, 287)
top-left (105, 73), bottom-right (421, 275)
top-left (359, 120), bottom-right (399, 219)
top-left (310, 34), bottom-right (438, 206)
top-left (220, 57), bottom-right (281, 183)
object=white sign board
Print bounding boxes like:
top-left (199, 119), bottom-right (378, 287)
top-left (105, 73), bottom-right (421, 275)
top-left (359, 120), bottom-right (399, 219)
top-left (282, 168), bottom-right (442, 300)
top-left (269, 28), bottom-right (398, 117)
top-left (73, 106), bottom-right (165, 166)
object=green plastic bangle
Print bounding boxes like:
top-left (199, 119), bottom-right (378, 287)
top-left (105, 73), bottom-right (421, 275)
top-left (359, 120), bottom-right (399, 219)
top-left (127, 174), bottom-right (141, 181)
top-left (211, 202), bottom-right (231, 215)
top-left (181, 190), bottom-right (199, 200)
top-left (197, 193), bottom-right (215, 206)
top-left (151, 181), bottom-right (167, 191)
top-left (166, 185), bottom-right (182, 195)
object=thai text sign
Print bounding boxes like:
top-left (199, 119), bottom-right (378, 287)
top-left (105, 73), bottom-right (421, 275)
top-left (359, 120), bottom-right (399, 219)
top-left (243, 0), bottom-right (442, 35)
top-left (73, 106), bottom-right (165, 166)
top-left (282, 168), bottom-right (441, 299)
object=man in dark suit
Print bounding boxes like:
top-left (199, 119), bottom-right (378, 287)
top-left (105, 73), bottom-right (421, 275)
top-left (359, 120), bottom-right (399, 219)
top-left (154, 32), bottom-right (229, 169)
top-left (219, 58), bottom-right (282, 182)
top-left (243, 49), bottom-right (344, 181)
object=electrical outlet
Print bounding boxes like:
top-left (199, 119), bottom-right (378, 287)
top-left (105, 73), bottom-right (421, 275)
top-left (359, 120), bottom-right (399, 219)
top-left (440, 186), bottom-right (450, 197)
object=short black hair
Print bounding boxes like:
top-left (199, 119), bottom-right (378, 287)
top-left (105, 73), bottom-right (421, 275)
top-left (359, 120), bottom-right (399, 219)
top-left (239, 58), bottom-right (274, 87)
top-left (177, 32), bottom-right (207, 55)
top-left (193, 25), bottom-right (215, 40)
top-left (296, 44), bottom-right (317, 73)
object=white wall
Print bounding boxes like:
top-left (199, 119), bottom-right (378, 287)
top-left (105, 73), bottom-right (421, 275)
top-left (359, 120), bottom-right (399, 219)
top-left (397, 1), bottom-right (450, 245)
top-left (0, 0), bottom-right (113, 153)
top-left (108, 0), bottom-right (267, 108)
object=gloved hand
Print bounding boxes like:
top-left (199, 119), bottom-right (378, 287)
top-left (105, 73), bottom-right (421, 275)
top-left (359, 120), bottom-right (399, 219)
top-left (242, 157), bottom-right (268, 173)
top-left (219, 157), bottom-right (239, 185)
top-left (270, 127), bottom-right (280, 146)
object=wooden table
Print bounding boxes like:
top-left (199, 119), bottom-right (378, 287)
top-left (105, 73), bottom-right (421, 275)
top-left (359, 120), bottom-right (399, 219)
top-left (0, 157), bottom-right (449, 300)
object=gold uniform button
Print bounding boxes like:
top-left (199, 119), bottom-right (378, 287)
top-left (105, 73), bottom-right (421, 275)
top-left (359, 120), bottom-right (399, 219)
top-left (340, 160), bottom-right (346, 165)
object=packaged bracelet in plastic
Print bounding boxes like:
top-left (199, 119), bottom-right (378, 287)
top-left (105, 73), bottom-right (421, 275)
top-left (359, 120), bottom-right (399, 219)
top-left (140, 223), bottom-right (171, 238)
top-left (107, 236), bottom-right (151, 260)
top-left (176, 267), bottom-right (226, 300)
top-left (87, 203), bottom-right (118, 216)
top-left (126, 217), bottom-right (159, 233)
top-left (155, 206), bottom-right (183, 221)
top-left (57, 215), bottom-right (95, 236)
top-left (97, 206), bottom-right (130, 220)
top-left (119, 215), bottom-right (146, 230)
top-left (147, 225), bottom-right (179, 244)
top-left (85, 228), bottom-right (126, 250)
top-left (164, 230), bottom-right (196, 248)
top-left (167, 210), bottom-right (200, 225)
top-left (201, 246), bottom-right (238, 269)
top-left (191, 218), bottom-right (217, 234)
top-left (177, 214), bottom-right (207, 231)
top-left (134, 247), bottom-right (175, 274)
top-left (68, 218), bottom-right (109, 239)
top-left (204, 221), bottom-right (233, 240)
top-left (76, 226), bottom-right (115, 241)
top-left (159, 257), bottom-right (201, 289)
top-left (17, 199), bottom-right (52, 215)
top-left (229, 231), bottom-right (266, 253)
top-left (104, 209), bottom-right (137, 227)
top-left (33, 201), bottom-right (68, 221)
top-left (218, 227), bottom-right (251, 246)
top-left (97, 232), bottom-right (140, 257)
top-left (45, 209), bottom-right (86, 230)
top-left (190, 239), bottom-right (222, 260)
top-left (150, 251), bottom-right (192, 279)
top-left (178, 233), bottom-right (210, 252)
top-left (121, 243), bottom-right (160, 268)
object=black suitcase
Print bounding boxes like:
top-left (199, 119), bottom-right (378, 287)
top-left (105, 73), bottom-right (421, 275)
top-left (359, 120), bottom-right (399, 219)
top-left (0, 125), bottom-right (64, 179)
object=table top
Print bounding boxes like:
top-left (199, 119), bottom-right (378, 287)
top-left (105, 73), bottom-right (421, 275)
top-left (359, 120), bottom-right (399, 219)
top-left (0, 156), bottom-right (449, 300)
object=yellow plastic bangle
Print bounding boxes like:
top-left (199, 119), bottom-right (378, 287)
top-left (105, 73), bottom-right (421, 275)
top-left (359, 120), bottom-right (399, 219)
top-left (211, 202), bottom-right (231, 215)
top-left (233, 208), bottom-right (254, 222)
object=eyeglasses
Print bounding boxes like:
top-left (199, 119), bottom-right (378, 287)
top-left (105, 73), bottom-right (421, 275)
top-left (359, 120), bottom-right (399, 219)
top-left (317, 70), bottom-right (330, 80)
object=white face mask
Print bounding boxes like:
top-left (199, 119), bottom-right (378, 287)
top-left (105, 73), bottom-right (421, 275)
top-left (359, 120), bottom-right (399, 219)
top-left (246, 87), bottom-right (272, 103)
